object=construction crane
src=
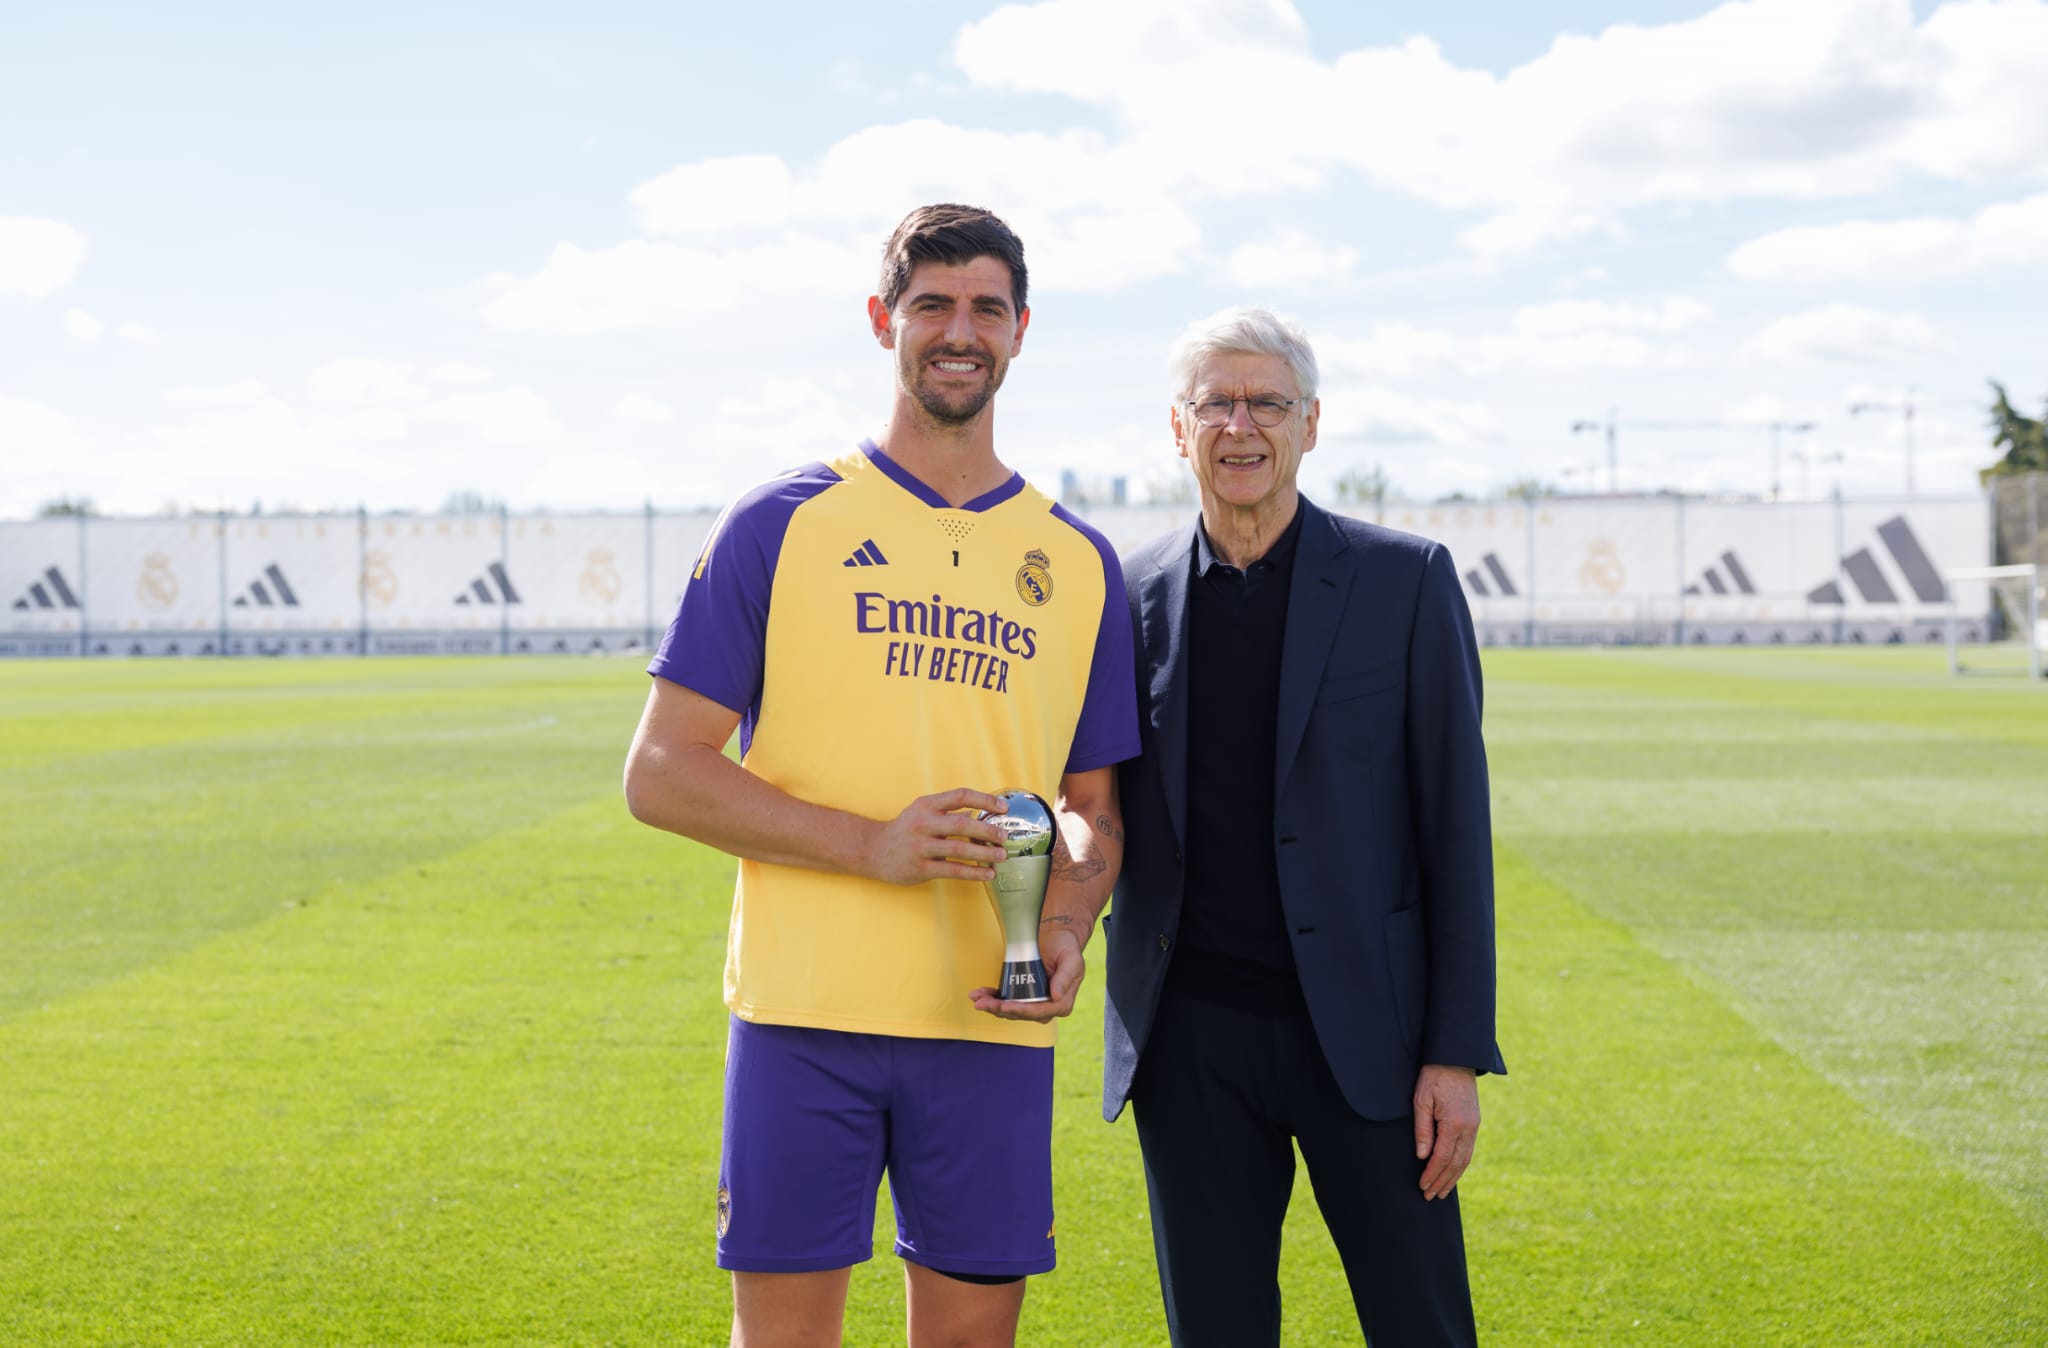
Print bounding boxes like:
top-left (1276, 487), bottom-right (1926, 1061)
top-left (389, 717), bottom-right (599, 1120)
top-left (1570, 412), bottom-right (1817, 498)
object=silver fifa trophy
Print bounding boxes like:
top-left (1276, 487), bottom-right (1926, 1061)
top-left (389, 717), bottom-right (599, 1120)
top-left (977, 790), bottom-right (1055, 1003)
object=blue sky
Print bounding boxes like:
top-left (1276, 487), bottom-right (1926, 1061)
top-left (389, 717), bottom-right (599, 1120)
top-left (3, 0), bottom-right (2043, 517)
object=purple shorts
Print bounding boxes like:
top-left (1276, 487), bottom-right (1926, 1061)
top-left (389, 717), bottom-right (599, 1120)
top-left (717, 1017), bottom-right (1056, 1277)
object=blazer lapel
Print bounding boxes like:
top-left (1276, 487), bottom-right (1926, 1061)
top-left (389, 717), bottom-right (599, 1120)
top-left (1139, 530), bottom-right (1196, 851)
top-left (1274, 498), bottom-right (1352, 789)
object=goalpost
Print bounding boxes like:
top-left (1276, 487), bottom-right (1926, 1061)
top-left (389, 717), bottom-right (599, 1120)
top-left (1944, 563), bottom-right (2043, 679)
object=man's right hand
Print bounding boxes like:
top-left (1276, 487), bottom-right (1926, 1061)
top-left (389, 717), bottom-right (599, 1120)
top-left (866, 787), bottom-right (1011, 885)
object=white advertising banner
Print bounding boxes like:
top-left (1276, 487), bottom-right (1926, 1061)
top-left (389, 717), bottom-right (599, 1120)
top-left (499, 513), bottom-right (647, 636)
top-left (221, 515), bottom-right (361, 638)
top-left (84, 517), bottom-right (225, 639)
top-left (648, 510), bottom-right (724, 626)
top-left (0, 495), bottom-right (1998, 656)
top-left (2, 518), bottom-right (85, 642)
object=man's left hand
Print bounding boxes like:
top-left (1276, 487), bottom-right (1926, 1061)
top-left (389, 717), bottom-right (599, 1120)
top-left (969, 926), bottom-right (1084, 1022)
top-left (1413, 1064), bottom-right (1480, 1201)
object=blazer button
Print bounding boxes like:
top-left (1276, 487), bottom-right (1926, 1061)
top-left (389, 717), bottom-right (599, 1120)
top-left (1158, 934), bottom-right (1172, 952)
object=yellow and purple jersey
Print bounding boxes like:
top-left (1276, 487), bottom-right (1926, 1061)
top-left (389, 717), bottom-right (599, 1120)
top-left (649, 441), bottom-right (1139, 1047)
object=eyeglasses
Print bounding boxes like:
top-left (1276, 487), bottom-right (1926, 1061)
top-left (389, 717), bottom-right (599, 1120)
top-left (1183, 395), bottom-right (1304, 428)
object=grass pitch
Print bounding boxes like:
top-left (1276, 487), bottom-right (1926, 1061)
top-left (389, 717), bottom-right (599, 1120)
top-left (1, 650), bottom-right (2043, 1344)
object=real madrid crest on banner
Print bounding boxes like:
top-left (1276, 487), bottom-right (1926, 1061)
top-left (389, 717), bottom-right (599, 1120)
top-left (136, 552), bottom-right (179, 611)
top-left (1015, 548), bottom-right (1052, 606)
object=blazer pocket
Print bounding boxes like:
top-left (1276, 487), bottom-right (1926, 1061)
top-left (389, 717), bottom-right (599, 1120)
top-left (1316, 660), bottom-right (1400, 707)
top-left (1382, 905), bottom-right (1426, 1057)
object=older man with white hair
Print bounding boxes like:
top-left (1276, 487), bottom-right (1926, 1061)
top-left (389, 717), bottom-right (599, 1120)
top-left (1103, 306), bottom-right (1505, 1346)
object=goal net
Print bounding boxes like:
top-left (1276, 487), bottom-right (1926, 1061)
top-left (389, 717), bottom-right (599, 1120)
top-left (1945, 564), bottom-right (2043, 678)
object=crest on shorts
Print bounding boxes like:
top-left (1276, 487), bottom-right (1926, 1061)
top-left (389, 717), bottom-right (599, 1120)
top-left (717, 1183), bottom-right (732, 1238)
top-left (1015, 548), bottom-right (1053, 607)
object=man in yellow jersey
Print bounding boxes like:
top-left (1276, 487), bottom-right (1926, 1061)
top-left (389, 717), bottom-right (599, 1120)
top-left (625, 203), bottom-right (1138, 1348)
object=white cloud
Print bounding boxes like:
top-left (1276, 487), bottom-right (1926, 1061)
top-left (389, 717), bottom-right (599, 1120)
top-left (148, 398), bottom-right (415, 502)
top-left (1739, 304), bottom-right (1943, 365)
top-left (307, 357), bottom-right (426, 404)
top-left (1460, 208), bottom-right (1616, 265)
top-left (1316, 382), bottom-right (1503, 449)
top-left (64, 308), bottom-right (102, 342)
top-left (481, 234), bottom-right (867, 335)
top-left (426, 388), bottom-right (563, 443)
top-left (1319, 297), bottom-right (1709, 379)
top-left (0, 394), bottom-right (91, 460)
top-left (1225, 227), bottom-right (1358, 288)
top-left (329, 407), bottom-right (411, 442)
top-left (950, 0), bottom-right (2048, 261)
top-left (0, 218), bottom-right (87, 296)
top-left (114, 321), bottom-right (155, 343)
top-left (1319, 325), bottom-right (1466, 381)
top-left (485, 116), bottom-right (1205, 333)
top-left (1726, 190), bottom-right (2048, 282)
top-left (165, 378), bottom-right (268, 407)
top-left (630, 155), bottom-right (797, 238)
top-left (428, 361), bottom-right (493, 384)
top-left (521, 448), bottom-right (672, 508)
top-left (1512, 297), bottom-right (1713, 336)
top-left (612, 395), bottom-right (675, 423)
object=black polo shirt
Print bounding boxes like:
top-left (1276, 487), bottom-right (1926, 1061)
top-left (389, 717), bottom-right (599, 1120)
top-left (1165, 504), bottom-right (1309, 1017)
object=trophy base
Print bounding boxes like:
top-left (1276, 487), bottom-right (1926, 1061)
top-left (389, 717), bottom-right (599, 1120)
top-left (999, 957), bottom-right (1050, 1003)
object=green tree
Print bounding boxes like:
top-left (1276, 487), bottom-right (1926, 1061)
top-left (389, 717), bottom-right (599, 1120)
top-left (440, 489), bottom-right (507, 515)
top-left (1500, 477), bottom-right (1556, 501)
top-left (1981, 381), bottom-right (2048, 482)
top-left (1333, 463), bottom-right (1391, 506)
top-left (36, 496), bottom-right (95, 517)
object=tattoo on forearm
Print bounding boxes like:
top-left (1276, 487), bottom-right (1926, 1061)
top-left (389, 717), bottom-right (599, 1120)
top-left (1095, 814), bottom-right (1124, 844)
top-left (1050, 846), bottom-right (1107, 885)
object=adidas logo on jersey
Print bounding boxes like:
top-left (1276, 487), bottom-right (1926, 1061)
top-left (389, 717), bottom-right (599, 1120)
top-left (843, 539), bottom-right (890, 568)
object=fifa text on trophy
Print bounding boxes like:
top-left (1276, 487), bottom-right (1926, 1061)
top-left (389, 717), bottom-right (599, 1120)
top-left (976, 791), bottom-right (1055, 1003)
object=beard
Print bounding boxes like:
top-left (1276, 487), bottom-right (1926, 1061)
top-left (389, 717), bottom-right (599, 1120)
top-left (902, 345), bottom-right (1007, 427)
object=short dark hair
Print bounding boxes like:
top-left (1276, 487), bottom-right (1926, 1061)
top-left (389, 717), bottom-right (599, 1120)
top-left (877, 204), bottom-right (1028, 316)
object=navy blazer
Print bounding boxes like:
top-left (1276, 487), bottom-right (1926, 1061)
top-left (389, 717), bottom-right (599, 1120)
top-left (1103, 496), bottom-right (1506, 1123)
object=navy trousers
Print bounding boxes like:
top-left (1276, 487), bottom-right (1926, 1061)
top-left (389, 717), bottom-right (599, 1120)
top-left (1129, 989), bottom-right (1479, 1347)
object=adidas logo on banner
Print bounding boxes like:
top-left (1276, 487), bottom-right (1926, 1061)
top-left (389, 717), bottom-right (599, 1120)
top-left (230, 563), bottom-right (301, 608)
top-left (843, 539), bottom-right (890, 568)
top-left (454, 562), bottom-right (522, 605)
top-left (1806, 516), bottom-right (1945, 605)
top-left (1685, 551), bottom-right (1758, 596)
top-left (1462, 553), bottom-right (1518, 598)
top-left (10, 565), bottom-right (81, 610)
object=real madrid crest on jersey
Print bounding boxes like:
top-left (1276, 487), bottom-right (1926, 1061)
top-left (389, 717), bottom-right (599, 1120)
top-left (1016, 548), bottom-right (1053, 606)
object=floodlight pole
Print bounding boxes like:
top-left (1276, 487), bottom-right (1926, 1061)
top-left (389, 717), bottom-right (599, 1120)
top-left (1570, 410), bottom-right (1618, 493)
top-left (1849, 388), bottom-right (1916, 495)
top-left (1766, 422), bottom-right (1817, 502)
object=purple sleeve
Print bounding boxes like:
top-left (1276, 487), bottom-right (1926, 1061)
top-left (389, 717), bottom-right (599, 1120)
top-left (647, 464), bottom-right (841, 729)
top-left (1053, 504), bottom-right (1142, 774)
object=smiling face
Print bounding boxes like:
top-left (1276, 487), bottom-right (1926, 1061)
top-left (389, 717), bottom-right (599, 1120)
top-left (868, 257), bottom-right (1030, 429)
top-left (1173, 349), bottom-right (1319, 524)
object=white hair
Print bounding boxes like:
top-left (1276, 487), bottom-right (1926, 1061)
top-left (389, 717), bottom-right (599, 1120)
top-left (1166, 305), bottom-right (1319, 402)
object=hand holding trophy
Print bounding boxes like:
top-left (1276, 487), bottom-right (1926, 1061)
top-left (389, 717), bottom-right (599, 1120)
top-left (975, 790), bottom-right (1055, 1003)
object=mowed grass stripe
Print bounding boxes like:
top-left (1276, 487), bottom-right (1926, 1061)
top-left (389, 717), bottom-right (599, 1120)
top-left (1, 798), bottom-right (731, 1347)
top-left (4, 815), bottom-right (2041, 1344)
top-left (1486, 648), bottom-right (2048, 1245)
top-left (1477, 848), bottom-right (2046, 1344)
top-left (0, 657), bottom-right (650, 1021)
top-left (5, 651), bottom-right (2044, 1344)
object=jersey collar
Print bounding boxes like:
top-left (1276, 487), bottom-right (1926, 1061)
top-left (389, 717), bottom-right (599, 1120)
top-left (860, 439), bottom-right (1025, 513)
